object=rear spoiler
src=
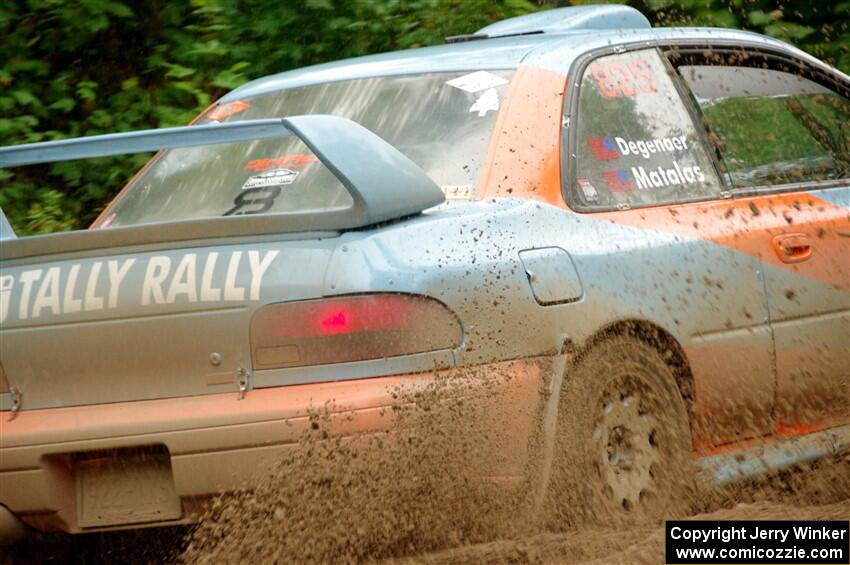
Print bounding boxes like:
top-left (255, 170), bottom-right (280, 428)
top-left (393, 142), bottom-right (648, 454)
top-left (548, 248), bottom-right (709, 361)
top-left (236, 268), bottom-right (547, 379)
top-left (0, 115), bottom-right (444, 258)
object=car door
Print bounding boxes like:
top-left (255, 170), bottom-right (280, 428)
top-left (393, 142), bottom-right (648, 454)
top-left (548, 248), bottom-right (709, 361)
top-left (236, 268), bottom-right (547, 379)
top-left (565, 47), bottom-right (778, 448)
top-left (672, 48), bottom-right (850, 434)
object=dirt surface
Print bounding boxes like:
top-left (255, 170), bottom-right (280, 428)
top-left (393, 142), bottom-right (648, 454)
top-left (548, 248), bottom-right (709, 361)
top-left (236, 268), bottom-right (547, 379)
top-left (395, 457), bottom-right (850, 565)
top-left (396, 500), bottom-right (850, 565)
top-left (4, 366), bottom-right (848, 564)
top-left (6, 492), bottom-right (847, 564)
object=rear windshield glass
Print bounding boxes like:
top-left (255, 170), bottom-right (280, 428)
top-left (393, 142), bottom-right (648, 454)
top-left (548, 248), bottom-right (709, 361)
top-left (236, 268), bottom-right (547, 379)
top-left (95, 71), bottom-right (514, 228)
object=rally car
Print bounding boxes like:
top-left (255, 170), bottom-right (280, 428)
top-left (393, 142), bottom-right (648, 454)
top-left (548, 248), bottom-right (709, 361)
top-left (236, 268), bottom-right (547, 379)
top-left (0, 4), bottom-right (848, 538)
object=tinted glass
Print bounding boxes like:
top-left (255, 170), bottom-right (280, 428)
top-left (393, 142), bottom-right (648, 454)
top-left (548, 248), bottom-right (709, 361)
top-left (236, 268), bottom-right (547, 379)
top-left (678, 64), bottom-right (850, 188)
top-left (97, 71), bottom-right (513, 227)
top-left (572, 49), bottom-right (723, 210)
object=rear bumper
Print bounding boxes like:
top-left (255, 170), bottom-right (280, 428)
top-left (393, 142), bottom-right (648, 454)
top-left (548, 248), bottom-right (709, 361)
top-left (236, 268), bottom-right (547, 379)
top-left (0, 359), bottom-right (542, 533)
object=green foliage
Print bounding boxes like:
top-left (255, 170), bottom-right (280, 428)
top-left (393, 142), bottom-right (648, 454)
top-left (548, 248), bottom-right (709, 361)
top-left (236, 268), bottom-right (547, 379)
top-left (2, 0), bottom-right (848, 234)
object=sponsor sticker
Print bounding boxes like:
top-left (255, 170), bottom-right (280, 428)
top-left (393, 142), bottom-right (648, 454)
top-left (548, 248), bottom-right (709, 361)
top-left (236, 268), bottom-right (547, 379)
top-left (586, 137), bottom-right (620, 161)
top-left (242, 169), bottom-right (298, 190)
top-left (245, 154), bottom-right (319, 172)
top-left (442, 185), bottom-right (474, 200)
top-left (446, 71), bottom-right (508, 94)
top-left (588, 60), bottom-right (657, 98)
top-left (97, 213), bottom-right (117, 229)
top-left (601, 169), bottom-right (635, 193)
top-left (206, 100), bottom-right (250, 121)
top-left (0, 250), bottom-right (280, 323)
top-left (615, 135), bottom-right (688, 159)
top-left (577, 179), bottom-right (599, 202)
top-left (631, 163), bottom-right (705, 190)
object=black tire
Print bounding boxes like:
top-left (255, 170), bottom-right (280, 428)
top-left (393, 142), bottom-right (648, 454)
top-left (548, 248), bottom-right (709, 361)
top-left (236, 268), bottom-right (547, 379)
top-left (546, 335), bottom-right (695, 527)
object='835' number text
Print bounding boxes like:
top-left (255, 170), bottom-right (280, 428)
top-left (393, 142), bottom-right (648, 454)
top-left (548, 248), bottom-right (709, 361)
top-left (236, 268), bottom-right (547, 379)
top-left (589, 60), bottom-right (657, 98)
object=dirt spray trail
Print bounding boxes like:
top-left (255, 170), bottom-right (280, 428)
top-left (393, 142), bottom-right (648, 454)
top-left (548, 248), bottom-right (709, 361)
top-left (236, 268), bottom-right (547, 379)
top-left (3, 365), bottom-right (847, 564)
top-left (181, 365), bottom-right (538, 563)
top-left (178, 359), bottom-right (849, 565)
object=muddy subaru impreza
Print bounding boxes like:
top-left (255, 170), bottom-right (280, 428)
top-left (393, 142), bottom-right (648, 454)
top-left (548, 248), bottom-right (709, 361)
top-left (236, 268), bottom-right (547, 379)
top-left (1, 4), bottom-right (848, 538)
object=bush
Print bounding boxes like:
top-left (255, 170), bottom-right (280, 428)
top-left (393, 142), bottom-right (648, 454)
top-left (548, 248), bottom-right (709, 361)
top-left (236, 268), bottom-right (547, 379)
top-left (2, 0), bottom-right (847, 234)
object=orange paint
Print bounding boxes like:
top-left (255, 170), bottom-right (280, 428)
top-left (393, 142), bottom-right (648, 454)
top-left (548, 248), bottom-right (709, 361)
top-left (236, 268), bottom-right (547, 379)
top-left (596, 192), bottom-right (849, 289)
top-left (476, 65), bottom-right (566, 205)
top-left (694, 420), bottom-right (826, 457)
top-left (476, 64), bottom-right (847, 291)
top-left (776, 421), bottom-right (821, 437)
top-left (0, 360), bottom-right (543, 456)
top-left (693, 434), bottom-right (773, 457)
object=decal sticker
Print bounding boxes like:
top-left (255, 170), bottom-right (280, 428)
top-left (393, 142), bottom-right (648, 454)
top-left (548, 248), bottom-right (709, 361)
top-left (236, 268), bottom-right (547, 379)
top-left (442, 185), bottom-right (474, 200)
top-left (631, 163), bottom-right (705, 190)
top-left (0, 250), bottom-right (279, 323)
top-left (98, 213), bottom-right (117, 229)
top-left (241, 168), bottom-right (298, 190)
top-left (588, 60), bottom-right (657, 98)
top-left (601, 170), bottom-right (635, 193)
top-left (245, 154), bottom-right (319, 172)
top-left (469, 88), bottom-right (500, 117)
top-left (586, 137), bottom-right (620, 161)
top-left (577, 179), bottom-right (599, 202)
top-left (206, 100), bottom-right (250, 121)
top-left (615, 135), bottom-right (688, 159)
top-left (446, 71), bottom-right (508, 94)
top-left (225, 185), bottom-right (282, 216)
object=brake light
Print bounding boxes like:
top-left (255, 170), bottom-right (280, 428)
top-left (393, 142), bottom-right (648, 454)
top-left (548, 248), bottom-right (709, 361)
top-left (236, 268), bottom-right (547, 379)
top-left (320, 310), bottom-right (348, 333)
top-left (250, 294), bottom-right (463, 370)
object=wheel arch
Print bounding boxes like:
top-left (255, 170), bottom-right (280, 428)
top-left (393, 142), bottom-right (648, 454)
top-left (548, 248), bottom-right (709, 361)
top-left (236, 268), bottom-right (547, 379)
top-left (578, 319), bottom-right (695, 420)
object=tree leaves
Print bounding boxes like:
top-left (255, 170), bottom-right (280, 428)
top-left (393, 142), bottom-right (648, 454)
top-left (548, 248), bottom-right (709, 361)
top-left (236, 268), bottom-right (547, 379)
top-left (1, 0), bottom-right (847, 235)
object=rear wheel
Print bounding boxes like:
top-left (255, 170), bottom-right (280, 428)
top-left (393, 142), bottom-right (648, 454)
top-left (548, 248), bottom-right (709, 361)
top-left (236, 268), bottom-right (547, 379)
top-left (546, 335), bottom-right (695, 526)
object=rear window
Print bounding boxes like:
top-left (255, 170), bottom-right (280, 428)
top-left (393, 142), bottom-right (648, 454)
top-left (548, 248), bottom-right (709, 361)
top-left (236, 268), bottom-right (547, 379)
top-left (95, 71), bottom-right (513, 228)
top-left (571, 49), bottom-right (723, 211)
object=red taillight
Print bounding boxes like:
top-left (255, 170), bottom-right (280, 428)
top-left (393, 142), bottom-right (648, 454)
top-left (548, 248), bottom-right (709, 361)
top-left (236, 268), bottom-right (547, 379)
top-left (251, 294), bottom-right (463, 370)
top-left (320, 310), bottom-right (348, 334)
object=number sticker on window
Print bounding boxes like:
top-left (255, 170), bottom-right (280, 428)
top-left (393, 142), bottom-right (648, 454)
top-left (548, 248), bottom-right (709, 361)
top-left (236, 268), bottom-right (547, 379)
top-left (589, 60), bottom-right (657, 98)
top-left (225, 186), bottom-right (282, 216)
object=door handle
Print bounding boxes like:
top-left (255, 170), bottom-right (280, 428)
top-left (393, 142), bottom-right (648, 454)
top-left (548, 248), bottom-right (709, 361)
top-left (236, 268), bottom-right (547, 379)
top-left (772, 233), bottom-right (812, 263)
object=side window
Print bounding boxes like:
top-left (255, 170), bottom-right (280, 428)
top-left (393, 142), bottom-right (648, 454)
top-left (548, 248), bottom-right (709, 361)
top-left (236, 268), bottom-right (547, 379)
top-left (677, 63), bottom-right (850, 189)
top-left (572, 49), bottom-right (723, 210)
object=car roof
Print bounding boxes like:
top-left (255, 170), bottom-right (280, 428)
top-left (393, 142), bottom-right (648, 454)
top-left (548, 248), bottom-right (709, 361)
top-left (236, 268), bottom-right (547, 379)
top-left (220, 34), bottom-right (550, 102)
top-left (221, 6), bottom-right (837, 103)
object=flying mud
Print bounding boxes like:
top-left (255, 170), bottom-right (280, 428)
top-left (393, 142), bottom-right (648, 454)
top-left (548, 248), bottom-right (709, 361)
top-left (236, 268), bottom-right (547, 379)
top-left (4, 360), bottom-right (848, 564)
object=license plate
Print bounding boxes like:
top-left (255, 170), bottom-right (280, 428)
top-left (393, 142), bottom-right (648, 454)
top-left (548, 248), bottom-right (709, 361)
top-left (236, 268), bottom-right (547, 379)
top-left (76, 447), bottom-right (182, 528)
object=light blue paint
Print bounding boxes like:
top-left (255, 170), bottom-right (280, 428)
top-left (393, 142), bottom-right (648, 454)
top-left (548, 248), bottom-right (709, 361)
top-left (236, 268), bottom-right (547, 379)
top-left (698, 426), bottom-right (849, 485)
top-left (810, 186), bottom-right (850, 209)
top-left (221, 36), bottom-right (546, 102)
top-left (475, 5), bottom-right (650, 37)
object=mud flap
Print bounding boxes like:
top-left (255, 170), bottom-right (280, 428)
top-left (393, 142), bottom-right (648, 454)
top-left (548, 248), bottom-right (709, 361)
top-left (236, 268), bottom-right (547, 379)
top-left (531, 348), bottom-right (570, 521)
